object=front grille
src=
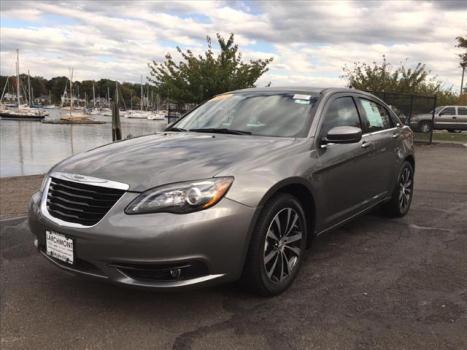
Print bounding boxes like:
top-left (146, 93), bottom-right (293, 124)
top-left (46, 177), bottom-right (125, 226)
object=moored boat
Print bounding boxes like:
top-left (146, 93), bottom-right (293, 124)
top-left (0, 50), bottom-right (48, 121)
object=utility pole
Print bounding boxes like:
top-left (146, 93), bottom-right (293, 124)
top-left (461, 65), bottom-right (465, 95)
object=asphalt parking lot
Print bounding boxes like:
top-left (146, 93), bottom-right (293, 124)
top-left (1, 144), bottom-right (466, 350)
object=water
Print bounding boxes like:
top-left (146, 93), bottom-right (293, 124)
top-left (0, 109), bottom-right (168, 177)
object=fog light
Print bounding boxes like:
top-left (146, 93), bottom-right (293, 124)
top-left (33, 239), bottom-right (38, 248)
top-left (170, 268), bottom-right (181, 279)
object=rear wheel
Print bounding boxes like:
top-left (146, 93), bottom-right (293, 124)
top-left (242, 193), bottom-right (307, 296)
top-left (382, 161), bottom-right (414, 217)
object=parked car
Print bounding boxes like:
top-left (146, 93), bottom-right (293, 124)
top-left (410, 105), bottom-right (467, 133)
top-left (28, 87), bottom-right (415, 296)
top-left (388, 105), bottom-right (408, 125)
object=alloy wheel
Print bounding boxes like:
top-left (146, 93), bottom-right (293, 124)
top-left (263, 208), bottom-right (303, 283)
top-left (399, 166), bottom-right (413, 212)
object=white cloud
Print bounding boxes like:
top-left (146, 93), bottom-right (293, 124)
top-left (0, 0), bottom-right (465, 92)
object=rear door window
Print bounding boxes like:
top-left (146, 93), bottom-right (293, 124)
top-left (358, 98), bottom-right (392, 132)
top-left (457, 107), bottom-right (467, 115)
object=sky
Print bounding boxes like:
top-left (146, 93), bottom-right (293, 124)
top-left (1, 0), bottom-right (466, 91)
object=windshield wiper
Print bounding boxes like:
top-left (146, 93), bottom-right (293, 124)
top-left (189, 128), bottom-right (252, 135)
top-left (165, 127), bottom-right (187, 132)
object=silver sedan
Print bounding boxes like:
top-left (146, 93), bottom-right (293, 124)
top-left (28, 87), bottom-right (415, 295)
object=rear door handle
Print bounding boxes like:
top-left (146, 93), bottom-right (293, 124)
top-left (361, 141), bottom-right (371, 148)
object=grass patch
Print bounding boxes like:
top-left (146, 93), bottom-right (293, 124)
top-left (431, 132), bottom-right (467, 143)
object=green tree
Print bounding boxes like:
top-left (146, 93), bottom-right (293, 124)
top-left (456, 36), bottom-right (467, 67)
top-left (341, 55), bottom-right (457, 105)
top-left (148, 33), bottom-right (273, 104)
top-left (456, 36), bottom-right (467, 95)
top-left (46, 76), bottom-right (68, 104)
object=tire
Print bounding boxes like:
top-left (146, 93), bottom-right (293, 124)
top-left (419, 121), bottom-right (432, 133)
top-left (242, 193), bottom-right (308, 296)
top-left (382, 161), bottom-right (414, 217)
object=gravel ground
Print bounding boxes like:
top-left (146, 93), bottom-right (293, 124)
top-left (0, 175), bottom-right (43, 220)
top-left (1, 144), bottom-right (466, 350)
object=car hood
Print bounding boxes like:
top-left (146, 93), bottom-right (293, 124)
top-left (51, 132), bottom-right (299, 192)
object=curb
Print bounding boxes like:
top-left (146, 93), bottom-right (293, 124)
top-left (0, 216), bottom-right (27, 224)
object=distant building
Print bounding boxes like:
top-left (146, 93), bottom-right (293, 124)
top-left (2, 92), bottom-right (21, 101)
top-left (34, 95), bottom-right (50, 104)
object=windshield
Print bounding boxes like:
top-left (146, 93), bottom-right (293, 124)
top-left (173, 92), bottom-right (318, 137)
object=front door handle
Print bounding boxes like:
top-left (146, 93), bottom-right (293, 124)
top-left (392, 133), bottom-right (400, 138)
top-left (361, 141), bottom-right (371, 148)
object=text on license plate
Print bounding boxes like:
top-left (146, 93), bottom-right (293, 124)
top-left (46, 230), bottom-right (74, 264)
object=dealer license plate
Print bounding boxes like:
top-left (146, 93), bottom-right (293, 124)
top-left (46, 230), bottom-right (74, 264)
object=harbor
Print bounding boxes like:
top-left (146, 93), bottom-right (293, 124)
top-left (0, 109), bottom-right (168, 177)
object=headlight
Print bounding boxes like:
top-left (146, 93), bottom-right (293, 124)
top-left (125, 177), bottom-right (234, 214)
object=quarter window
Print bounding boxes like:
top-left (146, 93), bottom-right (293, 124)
top-left (359, 99), bottom-right (392, 132)
top-left (457, 107), bottom-right (467, 115)
top-left (320, 97), bottom-right (361, 136)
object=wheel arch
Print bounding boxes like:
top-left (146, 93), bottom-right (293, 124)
top-left (405, 154), bottom-right (415, 173)
top-left (254, 178), bottom-right (317, 248)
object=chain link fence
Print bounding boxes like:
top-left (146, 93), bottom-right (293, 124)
top-left (368, 91), bottom-right (437, 144)
top-left (165, 92), bottom-right (438, 143)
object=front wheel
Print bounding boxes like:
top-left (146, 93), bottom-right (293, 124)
top-left (382, 161), bottom-right (414, 217)
top-left (419, 121), bottom-right (432, 133)
top-left (242, 193), bottom-right (307, 296)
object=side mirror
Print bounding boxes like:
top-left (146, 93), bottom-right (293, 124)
top-left (324, 126), bottom-right (362, 144)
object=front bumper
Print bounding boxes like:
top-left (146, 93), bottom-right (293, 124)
top-left (28, 190), bottom-right (256, 289)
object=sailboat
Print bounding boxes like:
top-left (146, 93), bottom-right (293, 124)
top-left (125, 75), bottom-right (147, 119)
top-left (58, 68), bottom-right (100, 123)
top-left (0, 49), bottom-right (48, 120)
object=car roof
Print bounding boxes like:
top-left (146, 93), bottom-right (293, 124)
top-left (229, 86), bottom-right (374, 97)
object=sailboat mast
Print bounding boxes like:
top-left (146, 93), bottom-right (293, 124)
top-left (16, 49), bottom-right (20, 110)
top-left (27, 70), bottom-right (32, 107)
top-left (1, 76), bottom-right (9, 102)
top-left (69, 68), bottom-right (73, 116)
top-left (140, 75), bottom-right (143, 111)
